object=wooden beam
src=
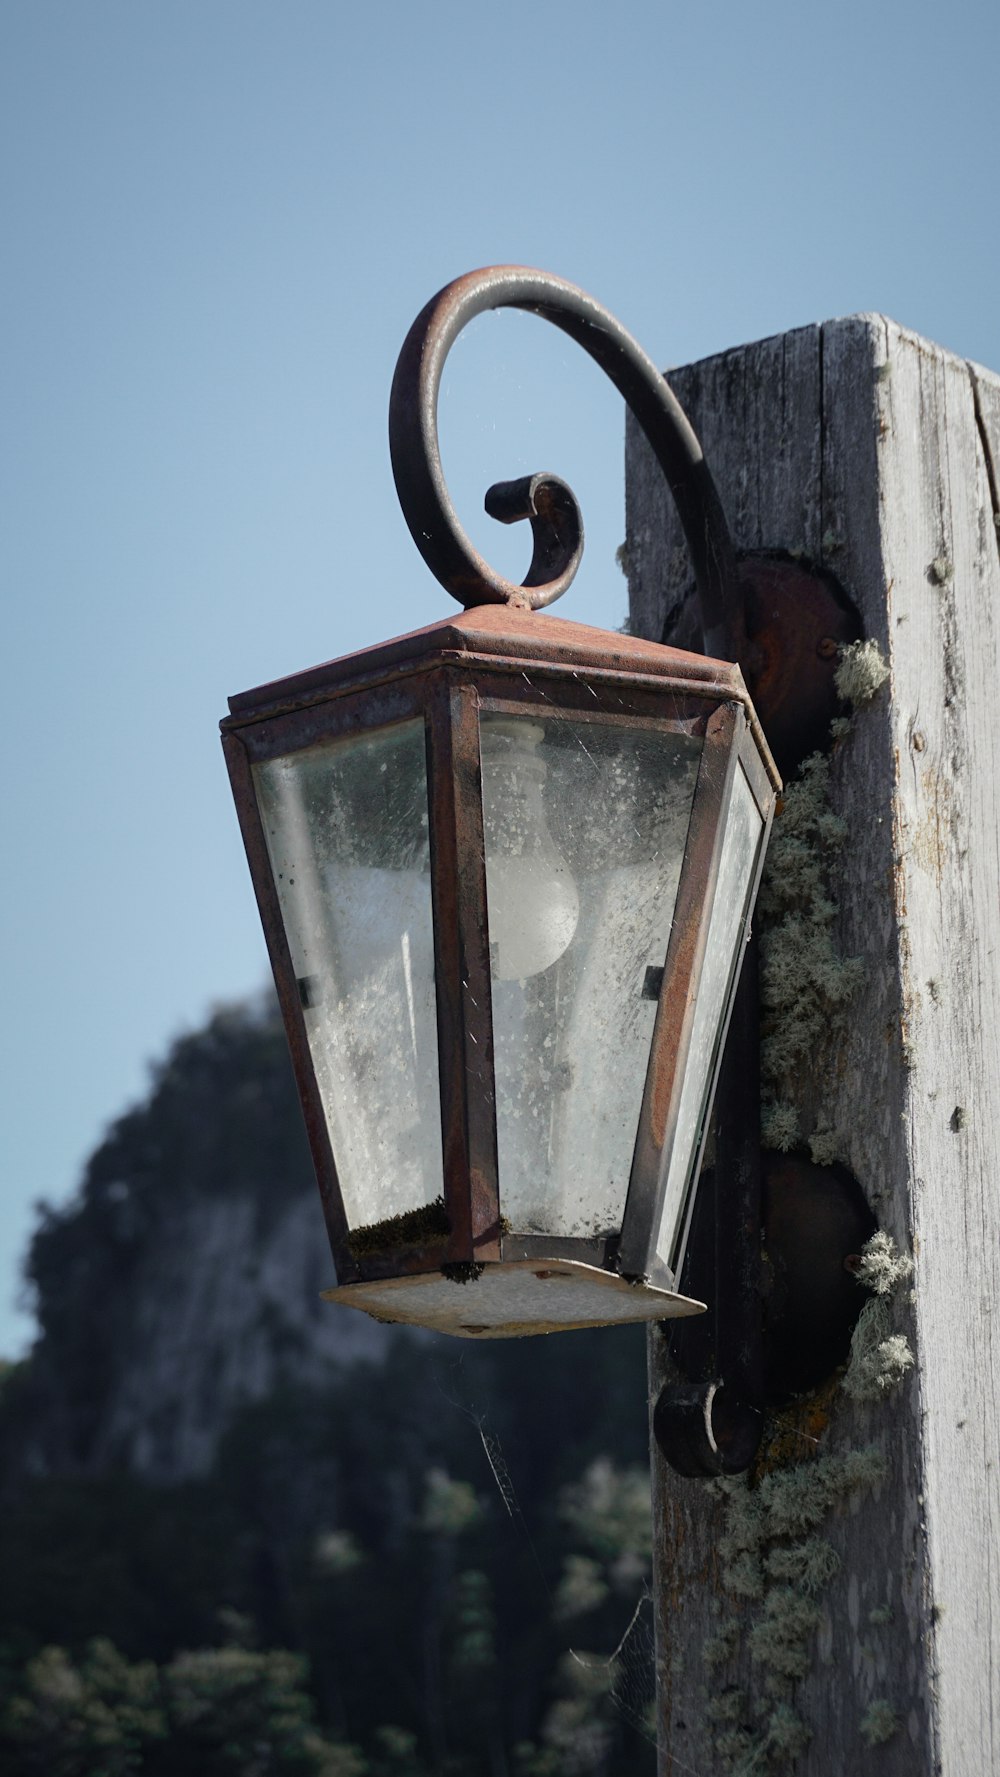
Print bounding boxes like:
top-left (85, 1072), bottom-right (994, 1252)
top-left (626, 317), bottom-right (1000, 1774)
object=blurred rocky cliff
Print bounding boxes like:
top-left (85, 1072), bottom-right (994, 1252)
top-left (5, 997), bottom-right (392, 1484)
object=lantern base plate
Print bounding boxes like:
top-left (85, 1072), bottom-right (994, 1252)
top-left (321, 1259), bottom-right (705, 1339)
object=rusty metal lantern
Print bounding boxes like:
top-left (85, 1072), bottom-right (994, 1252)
top-left (221, 267), bottom-right (781, 1345)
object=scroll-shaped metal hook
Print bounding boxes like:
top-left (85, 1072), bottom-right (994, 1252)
top-left (389, 265), bottom-right (742, 655)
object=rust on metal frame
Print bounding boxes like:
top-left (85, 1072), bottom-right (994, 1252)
top-left (663, 551), bottom-right (862, 781)
top-left (735, 554), bottom-right (860, 778)
top-left (231, 677), bottom-right (427, 768)
top-left (499, 1232), bottom-right (618, 1267)
top-left (224, 672), bottom-right (459, 1286)
top-left (664, 724), bottom-right (776, 1287)
top-left (710, 934), bottom-right (765, 1434)
top-left (221, 729), bottom-right (360, 1284)
top-left (619, 703), bottom-right (742, 1284)
top-left (223, 604), bottom-right (778, 794)
top-left (425, 674), bottom-right (502, 1263)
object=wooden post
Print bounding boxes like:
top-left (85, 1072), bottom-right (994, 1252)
top-left (626, 319), bottom-right (1000, 1775)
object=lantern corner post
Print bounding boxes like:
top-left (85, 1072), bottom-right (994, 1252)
top-left (219, 723), bottom-right (358, 1282)
top-left (425, 673), bottom-right (502, 1264)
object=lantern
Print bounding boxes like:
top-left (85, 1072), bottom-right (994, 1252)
top-left (221, 267), bottom-right (780, 1340)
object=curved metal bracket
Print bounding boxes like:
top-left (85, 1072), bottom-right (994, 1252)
top-left (653, 1379), bottom-right (763, 1479)
top-left (389, 265), bottom-right (741, 654)
top-left (655, 1147), bottom-right (878, 1476)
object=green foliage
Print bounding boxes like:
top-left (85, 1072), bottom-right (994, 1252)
top-left (162, 1646), bottom-right (342, 1775)
top-left (0, 995), bottom-right (660, 1775)
top-left (0, 1640), bottom-right (362, 1777)
top-left (558, 1459), bottom-right (651, 1571)
top-left (448, 1571), bottom-right (496, 1675)
top-left (1, 1639), bottom-right (162, 1776)
top-left (419, 1469), bottom-right (482, 1536)
top-left (0, 1472), bottom-right (239, 1662)
top-left (554, 1556), bottom-right (609, 1623)
top-left (0, 1342), bottom-right (657, 1772)
top-left (368, 1725), bottom-right (427, 1777)
top-left (312, 1532), bottom-right (364, 1578)
top-left (537, 1652), bottom-right (616, 1776)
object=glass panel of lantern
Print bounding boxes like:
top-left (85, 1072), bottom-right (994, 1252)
top-left (654, 756), bottom-right (767, 1281)
top-left (479, 712), bottom-right (704, 1245)
top-left (252, 719), bottom-right (445, 1235)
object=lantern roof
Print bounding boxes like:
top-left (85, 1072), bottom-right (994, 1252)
top-left (226, 604), bottom-right (778, 788)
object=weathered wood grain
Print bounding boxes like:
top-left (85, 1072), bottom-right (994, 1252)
top-left (627, 317), bottom-right (1000, 1775)
top-left (879, 328), bottom-right (1000, 1777)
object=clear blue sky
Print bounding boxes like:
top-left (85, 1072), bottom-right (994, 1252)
top-left (3, 0), bottom-right (998, 1354)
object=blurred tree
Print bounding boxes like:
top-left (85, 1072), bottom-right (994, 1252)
top-left (0, 995), bottom-right (658, 1775)
top-left (0, 1641), bottom-right (366, 1777)
top-left (159, 1645), bottom-right (358, 1776)
top-left (0, 1638), bottom-right (163, 1776)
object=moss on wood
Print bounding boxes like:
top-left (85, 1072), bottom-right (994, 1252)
top-left (347, 1196), bottom-right (450, 1257)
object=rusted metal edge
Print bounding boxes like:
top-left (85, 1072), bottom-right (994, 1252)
top-left (227, 605), bottom-right (748, 720)
top-left (224, 633), bottom-right (779, 791)
top-left (620, 705), bottom-right (743, 1282)
top-left (221, 730), bottom-right (360, 1285)
top-left (426, 678), bottom-right (502, 1264)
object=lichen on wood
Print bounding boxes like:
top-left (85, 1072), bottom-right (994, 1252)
top-left (749, 1591), bottom-right (823, 1684)
top-left (859, 1699), bottom-right (901, 1747)
top-left (852, 1230), bottom-right (913, 1297)
top-left (843, 1313), bottom-right (914, 1402)
top-left (699, 1230), bottom-right (913, 1768)
top-left (705, 1447), bottom-right (888, 1767)
top-left (764, 1537), bottom-right (841, 1595)
top-left (758, 631), bottom-right (891, 1165)
top-left (843, 1232), bottom-right (914, 1404)
top-left (834, 640), bottom-right (890, 707)
top-left (760, 1101), bottom-right (800, 1153)
top-left (757, 750), bottom-right (865, 1157)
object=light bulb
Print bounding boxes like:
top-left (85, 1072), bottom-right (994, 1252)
top-left (480, 720), bottom-right (580, 981)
